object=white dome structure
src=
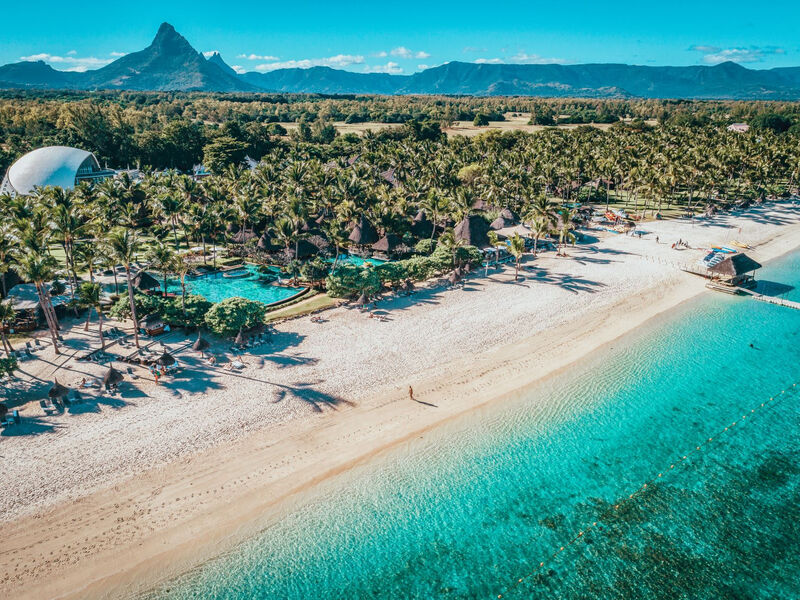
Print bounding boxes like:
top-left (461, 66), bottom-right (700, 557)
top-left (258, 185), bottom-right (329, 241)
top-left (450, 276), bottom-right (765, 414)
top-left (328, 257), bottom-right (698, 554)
top-left (0, 146), bottom-right (115, 197)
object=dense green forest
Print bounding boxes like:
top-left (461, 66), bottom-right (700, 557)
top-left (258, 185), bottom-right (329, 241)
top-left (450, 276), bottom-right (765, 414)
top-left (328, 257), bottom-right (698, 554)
top-left (2, 91), bottom-right (800, 172)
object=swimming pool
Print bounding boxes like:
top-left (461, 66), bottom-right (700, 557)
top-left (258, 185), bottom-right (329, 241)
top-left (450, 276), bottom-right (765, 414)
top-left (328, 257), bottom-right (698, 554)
top-left (162, 264), bottom-right (304, 305)
top-left (327, 254), bottom-right (387, 267)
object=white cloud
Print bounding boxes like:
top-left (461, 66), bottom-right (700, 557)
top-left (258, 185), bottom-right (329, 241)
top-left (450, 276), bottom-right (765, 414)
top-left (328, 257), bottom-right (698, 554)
top-left (388, 46), bottom-right (430, 60)
top-left (253, 54), bottom-right (365, 72)
top-left (110, 51), bottom-right (127, 57)
top-left (474, 52), bottom-right (565, 65)
top-left (363, 61), bottom-right (403, 74)
top-left (66, 50), bottom-right (77, 56)
top-left (374, 50), bottom-right (388, 58)
top-left (231, 65), bottom-right (247, 74)
top-left (238, 53), bottom-right (279, 61)
top-left (689, 44), bottom-right (786, 64)
top-left (20, 53), bottom-right (114, 72)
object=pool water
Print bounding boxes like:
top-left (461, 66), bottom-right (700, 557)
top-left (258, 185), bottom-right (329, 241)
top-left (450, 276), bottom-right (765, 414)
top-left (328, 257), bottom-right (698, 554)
top-left (327, 254), bottom-right (387, 267)
top-left (162, 264), bottom-right (304, 305)
top-left (148, 250), bottom-right (800, 600)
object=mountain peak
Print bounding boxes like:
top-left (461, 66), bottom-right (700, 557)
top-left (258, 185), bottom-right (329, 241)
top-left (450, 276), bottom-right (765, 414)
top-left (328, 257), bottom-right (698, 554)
top-left (206, 52), bottom-right (238, 77)
top-left (150, 22), bottom-right (193, 52)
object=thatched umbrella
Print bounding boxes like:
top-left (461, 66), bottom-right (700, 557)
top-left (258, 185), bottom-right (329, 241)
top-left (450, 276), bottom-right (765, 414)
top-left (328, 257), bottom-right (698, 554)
top-left (356, 292), bottom-right (368, 306)
top-left (348, 216), bottom-right (379, 246)
top-left (132, 271), bottom-right (160, 291)
top-left (103, 365), bottom-right (124, 389)
top-left (48, 379), bottom-right (69, 400)
top-left (234, 328), bottom-right (245, 347)
top-left (155, 351), bottom-right (175, 367)
top-left (193, 333), bottom-right (210, 356)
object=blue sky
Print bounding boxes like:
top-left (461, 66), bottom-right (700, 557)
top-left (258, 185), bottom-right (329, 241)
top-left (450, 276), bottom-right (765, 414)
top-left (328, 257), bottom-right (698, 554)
top-left (3, 1), bottom-right (800, 74)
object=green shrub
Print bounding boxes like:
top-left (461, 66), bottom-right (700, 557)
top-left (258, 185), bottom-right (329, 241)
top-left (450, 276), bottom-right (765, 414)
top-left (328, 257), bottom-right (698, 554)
top-left (414, 238), bottom-right (436, 255)
top-left (204, 297), bottom-right (267, 336)
top-left (325, 264), bottom-right (382, 298)
top-left (162, 295), bottom-right (213, 329)
top-left (109, 292), bottom-right (166, 320)
top-left (374, 261), bottom-right (410, 285)
top-left (300, 258), bottom-right (331, 286)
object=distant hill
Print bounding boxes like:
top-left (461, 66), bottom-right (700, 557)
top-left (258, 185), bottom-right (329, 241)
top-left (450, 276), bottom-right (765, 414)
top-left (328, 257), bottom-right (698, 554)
top-left (2, 23), bottom-right (800, 99)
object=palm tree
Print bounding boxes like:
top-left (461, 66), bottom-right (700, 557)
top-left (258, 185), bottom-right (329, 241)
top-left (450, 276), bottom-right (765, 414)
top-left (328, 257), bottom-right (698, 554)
top-left (78, 282), bottom-right (105, 350)
top-left (105, 228), bottom-right (141, 348)
top-left (146, 241), bottom-right (176, 296)
top-left (0, 300), bottom-right (16, 355)
top-left (508, 234), bottom-right (526, 280)
top-left (529, 216), bottom-right (550, 256)
top-left (16, 252), bottom-right (60, 354)
top-left (557, 208), bottom-right (577, 256)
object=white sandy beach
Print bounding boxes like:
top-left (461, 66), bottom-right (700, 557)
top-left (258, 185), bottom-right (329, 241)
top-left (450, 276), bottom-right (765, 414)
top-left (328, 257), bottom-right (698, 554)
top-left (2, 203), bottom-right (800, 599)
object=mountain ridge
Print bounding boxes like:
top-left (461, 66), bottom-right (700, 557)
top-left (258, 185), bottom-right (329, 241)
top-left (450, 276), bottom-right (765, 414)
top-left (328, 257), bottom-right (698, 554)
top-left (2, 23), bottom-right (800, 98)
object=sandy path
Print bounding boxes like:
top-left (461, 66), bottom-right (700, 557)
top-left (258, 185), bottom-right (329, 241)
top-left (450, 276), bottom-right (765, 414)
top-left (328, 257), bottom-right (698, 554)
top-left (2, 203), bottom-right (800, 599)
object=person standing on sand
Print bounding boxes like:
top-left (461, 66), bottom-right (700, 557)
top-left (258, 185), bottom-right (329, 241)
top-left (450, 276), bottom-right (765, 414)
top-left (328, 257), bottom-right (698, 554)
top-left (409, 386), bottom-right (414, 401)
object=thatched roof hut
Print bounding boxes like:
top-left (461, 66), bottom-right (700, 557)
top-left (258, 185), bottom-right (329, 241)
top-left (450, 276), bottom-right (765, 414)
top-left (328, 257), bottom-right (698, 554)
top-left (709, 253), bottom-right (762, 285)
top-left (454, 215), bottom-right (491, 248)
top-left (411, 210), bottom-right (433, 238)
top-left (257, 233), bottom-right (281, 252)
top-left (132, 271), bottom-right (160, 291)
top-left (48, 379), bottom-right (69, 399)
top-left (348, 216), bottom-right (379, 246)
top-left (231, 229), bottom-right (257, 244)
top-left (372, 234), bottom-right (402, 254)
top-left (155, 351), bottom-right (175, 366)
top-left (287, 239), bottom-right (319, 260)
top-left (103, 366), bottom-right (123, 388)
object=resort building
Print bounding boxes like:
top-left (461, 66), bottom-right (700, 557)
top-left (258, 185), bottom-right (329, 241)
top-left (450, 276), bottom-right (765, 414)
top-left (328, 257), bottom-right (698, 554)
top-left (0, 146), bottom-right (115, 197)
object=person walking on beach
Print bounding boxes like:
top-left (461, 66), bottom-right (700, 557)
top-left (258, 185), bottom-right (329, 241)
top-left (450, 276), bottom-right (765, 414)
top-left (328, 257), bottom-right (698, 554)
top-left (408, 386), bottom-right (414, 401)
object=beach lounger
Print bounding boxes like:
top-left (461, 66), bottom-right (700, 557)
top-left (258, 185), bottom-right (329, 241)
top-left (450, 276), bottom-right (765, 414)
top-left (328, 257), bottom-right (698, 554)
top-left (34, 338), bottom-right (42, 347)
top-left (40, 400), bottom-right (57, 415)
top-left (12, 410), bottom-right (20, 424)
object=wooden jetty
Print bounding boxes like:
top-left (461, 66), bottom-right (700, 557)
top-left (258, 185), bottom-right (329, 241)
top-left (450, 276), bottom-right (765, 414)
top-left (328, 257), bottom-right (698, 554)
top-left (737, 286), bottom-right (800, 310)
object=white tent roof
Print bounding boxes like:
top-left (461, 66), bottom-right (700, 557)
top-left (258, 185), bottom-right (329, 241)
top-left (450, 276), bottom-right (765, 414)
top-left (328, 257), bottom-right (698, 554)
top-left (1, 146), bottom-right (98, 196)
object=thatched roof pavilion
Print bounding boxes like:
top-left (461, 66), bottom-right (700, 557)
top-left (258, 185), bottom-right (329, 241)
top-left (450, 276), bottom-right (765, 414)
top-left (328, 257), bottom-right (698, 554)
top-left (48, 379), bottom-right (69, 399)
top-left (348, 216), bottom-right (379, 246)
top-left (231, 229), bottom-right (257, 244)
top-left (709, 253), bottom-right (761, 286)
top-left (454, 215), bottom-right (491, 248)
top-left (372, 234), bottom-right (402, 254)
top-left (257, 232), bottom-right (281, 252)
top-left (411, 210), bottom-right (433, 238)
top-left (287, 239), bottom-right (319, 260)
top-left (132, 271), bottom-right (160, 291)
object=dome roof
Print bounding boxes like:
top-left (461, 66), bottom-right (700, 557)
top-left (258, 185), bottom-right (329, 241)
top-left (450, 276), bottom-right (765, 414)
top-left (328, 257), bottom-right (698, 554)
top-left (1, 146), bottom-right (101, 196)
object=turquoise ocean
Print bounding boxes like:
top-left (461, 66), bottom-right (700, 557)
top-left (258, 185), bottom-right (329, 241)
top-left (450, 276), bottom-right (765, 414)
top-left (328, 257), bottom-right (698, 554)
top-left (148, 250), bottom-right (800, 600)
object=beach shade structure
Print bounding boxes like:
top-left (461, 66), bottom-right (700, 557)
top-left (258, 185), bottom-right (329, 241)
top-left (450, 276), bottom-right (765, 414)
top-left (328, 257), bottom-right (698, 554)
top-left (192, 334), bottom-right (210, 355)
top-left (141, 312), bottom-right (165, 335)
top-left (234, 328), bottom-right (245, 347)
top-left (454, 215), bottom-right (491, 248)
top-left (371, 234), bottom-right (402, 254)
top-left (348, 216), bottom-right (379, 246)
top-left (708, 253), bottom-right (762, 287)
top-left (132, 271), bottom-right (160, 291)
top-left (355, 292), bottom-right (369, 306)
top-left (155, 351), bottom-right (175, 367)
top-left (103, 365), bottom-right (124, 390)
top-left (448, 270), bottom-right (462, 286)
top-left (48, 379), bottom-right (69, 400)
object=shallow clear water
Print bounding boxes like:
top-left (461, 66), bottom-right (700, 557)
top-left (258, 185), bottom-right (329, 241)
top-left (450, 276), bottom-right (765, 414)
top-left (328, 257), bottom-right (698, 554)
top-left (149, 251), bottom-right (800, 600)
top-left (160, 264), bottom-right (304, 305)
